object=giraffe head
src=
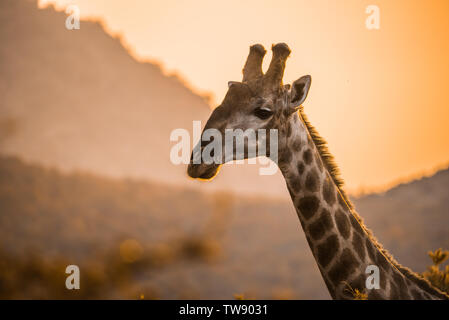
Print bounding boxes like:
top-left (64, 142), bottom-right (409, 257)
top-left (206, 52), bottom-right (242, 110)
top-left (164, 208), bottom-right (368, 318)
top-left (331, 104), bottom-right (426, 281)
top-left (187, 43), bottom-right (311, 180)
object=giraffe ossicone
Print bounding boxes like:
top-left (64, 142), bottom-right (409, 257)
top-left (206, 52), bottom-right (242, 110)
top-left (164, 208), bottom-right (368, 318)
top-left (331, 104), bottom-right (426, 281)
top-left (187, 43), bottom-right (449, 300)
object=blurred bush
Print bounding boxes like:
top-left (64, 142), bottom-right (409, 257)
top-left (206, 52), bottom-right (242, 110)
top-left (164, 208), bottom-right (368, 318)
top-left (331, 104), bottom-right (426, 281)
top-left (0, 234), bottom-right (220, 299)
top-left (422, 249), bottom-right (449, 295)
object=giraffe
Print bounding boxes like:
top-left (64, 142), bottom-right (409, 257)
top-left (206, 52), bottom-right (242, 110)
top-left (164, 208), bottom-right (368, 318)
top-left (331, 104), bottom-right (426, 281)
top-left (187, 43), bottom-right (449, 300)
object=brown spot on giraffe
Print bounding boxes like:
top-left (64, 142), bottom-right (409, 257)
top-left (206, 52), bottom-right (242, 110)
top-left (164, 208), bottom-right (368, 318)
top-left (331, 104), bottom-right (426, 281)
top-left (316, 234), bottom-right (339, 268)
top-left (296, 195), bottom-right (320, 219)
top-left (297, 162), bottom-right (305, 175)
top-left (307, 209), bottom-right (333, 240)
top-left (335, 209), bottom-right (350, 239)
top-left (328, 248), bottom-right (358, 286)
top-left (291, 138), bottom-right (302, 152)
top-left (352, 232), bottom-right (365, 261)
top-left (303, 149), bottom-right (313, 165)
top-left (280, 148), bottom-right (292, 164)
top-left (322, 176), bottom-right (336, 206)
top-left (288, 175), bottom-right (301, 193)
top-left (305, 169), bottom-right (319, 192)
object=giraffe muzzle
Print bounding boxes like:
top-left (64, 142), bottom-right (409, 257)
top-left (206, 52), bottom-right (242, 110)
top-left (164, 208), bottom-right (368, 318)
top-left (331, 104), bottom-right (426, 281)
top-left (187, 162), bottom-right (221, 180)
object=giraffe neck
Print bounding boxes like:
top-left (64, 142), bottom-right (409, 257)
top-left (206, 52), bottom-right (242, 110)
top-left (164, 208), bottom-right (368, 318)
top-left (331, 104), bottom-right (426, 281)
top-left (276, 112), bottom-right (447, 300)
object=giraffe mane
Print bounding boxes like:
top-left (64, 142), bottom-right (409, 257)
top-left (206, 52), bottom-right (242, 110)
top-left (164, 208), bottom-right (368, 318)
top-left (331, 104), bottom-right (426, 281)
top-left (298, 106), bottom-right (353, 210)
top-left (298, 106), bottom-right (449, 299)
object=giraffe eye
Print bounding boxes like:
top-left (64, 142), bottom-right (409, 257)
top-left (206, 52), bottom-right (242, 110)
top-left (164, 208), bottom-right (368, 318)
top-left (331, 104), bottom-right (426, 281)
top-left (254, 107), bottom-right (273, 120)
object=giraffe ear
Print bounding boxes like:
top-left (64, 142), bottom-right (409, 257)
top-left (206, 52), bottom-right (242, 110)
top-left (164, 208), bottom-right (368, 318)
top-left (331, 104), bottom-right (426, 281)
top-left (290, 75), bottom-right (311, 108)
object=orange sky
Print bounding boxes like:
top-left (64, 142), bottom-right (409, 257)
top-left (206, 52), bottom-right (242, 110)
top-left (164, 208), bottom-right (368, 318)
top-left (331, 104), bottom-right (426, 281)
top-left (39, 0), bottom-right (449, 193)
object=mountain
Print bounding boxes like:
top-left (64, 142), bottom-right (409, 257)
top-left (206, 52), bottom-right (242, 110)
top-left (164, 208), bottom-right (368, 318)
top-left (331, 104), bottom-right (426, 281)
top-left (0, 156), bottom-right (447, 299)
top-left (0, 0), bottom-right (289, 197)
top-left (352, 169), bottom-right (449, 272)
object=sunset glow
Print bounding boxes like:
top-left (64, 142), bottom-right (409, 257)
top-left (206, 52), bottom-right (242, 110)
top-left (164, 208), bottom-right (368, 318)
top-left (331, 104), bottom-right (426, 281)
top-left (39, 0), bottom-right (449, 193)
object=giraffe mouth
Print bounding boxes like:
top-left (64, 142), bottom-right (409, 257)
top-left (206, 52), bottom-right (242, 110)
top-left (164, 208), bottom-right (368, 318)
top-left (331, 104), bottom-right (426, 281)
top-left (187, 163), bottom-right (221, 181)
